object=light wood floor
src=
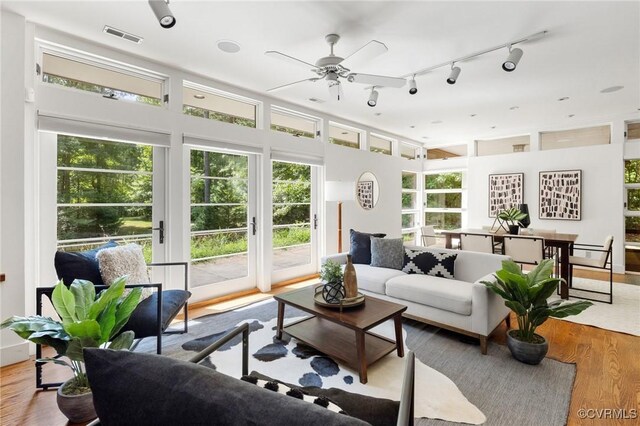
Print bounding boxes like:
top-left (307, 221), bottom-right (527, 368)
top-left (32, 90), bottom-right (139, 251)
top-left (1, 270), bottom-right (638, 426)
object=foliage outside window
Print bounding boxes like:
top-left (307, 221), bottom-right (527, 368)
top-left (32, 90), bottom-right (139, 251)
top-left (183, 84), bottom-right (257, 128)
top-left (56, 135), bottom-right (153, 262)
top-left (424, 172), bottom-right (463, 230)
top-left (270, 110), bottom-right (317, 139)
top-left (402, 171), bottom-right (420, 244)
top-left (42, 52), bottom-right (162, 106)
top-left (370, 135), bottom-right (393, 155)
top-left (624, 160), bottom-right (640, 244)
top-left (183, 105), bottom-right (256, 128)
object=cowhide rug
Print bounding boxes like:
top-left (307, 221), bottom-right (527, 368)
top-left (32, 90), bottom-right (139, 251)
top-left (180, 302), bottom-right (486, 425)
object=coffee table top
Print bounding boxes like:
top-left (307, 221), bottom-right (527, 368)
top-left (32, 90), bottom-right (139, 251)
top-left (274, 286), bottom-right (407, 331)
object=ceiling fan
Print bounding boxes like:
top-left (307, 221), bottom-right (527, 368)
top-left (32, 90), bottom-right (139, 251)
top-left (265, 34), bottom-right (406, 101)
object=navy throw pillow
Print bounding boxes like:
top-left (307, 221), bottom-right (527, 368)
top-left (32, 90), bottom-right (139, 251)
top-left (349, 229), bottom-right (386, 264)
top-left (54, 241), bottom-right (118, 286)
top-left (402, 248), bottom-right (457, 279)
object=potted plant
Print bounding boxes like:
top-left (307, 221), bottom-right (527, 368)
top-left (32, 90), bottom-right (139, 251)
top-left (319, 260), bottom-right (345, 303)
top-left (482, 259), bottom-right (592, 364)
top-left (498, 207), bottom-right (529, 234)
top-left (1, 277), bottom-right (141, 423)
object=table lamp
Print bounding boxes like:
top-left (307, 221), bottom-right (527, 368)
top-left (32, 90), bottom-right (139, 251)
top-left (325, 181), bottom-right (355, 253)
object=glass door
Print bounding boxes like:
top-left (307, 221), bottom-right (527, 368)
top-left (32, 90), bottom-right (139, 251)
top-left (271, 160), bottom-right (319, 281)
top-left (189, 149), bottom-right (257, 296)
top-left (624, 159), bottom-right (640, 273)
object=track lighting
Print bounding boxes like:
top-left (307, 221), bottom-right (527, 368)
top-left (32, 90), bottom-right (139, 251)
top-left (502, 46), bottom-right (523, 72)
top-left (409, 77), bottom-right (418, 95)
top-left (367, 88), bottom-right (379, 107)
top-left (149, 0), bottom-right (176, 29)
top-left (447, 65), bottom-right (461, 85)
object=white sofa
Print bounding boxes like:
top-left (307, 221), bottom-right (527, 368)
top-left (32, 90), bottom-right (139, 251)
top-left (323, 246), bottom-right (510, 354)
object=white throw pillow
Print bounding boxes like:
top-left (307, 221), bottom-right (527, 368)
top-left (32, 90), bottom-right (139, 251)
top-left (96, 244), bottom-right (153, 300)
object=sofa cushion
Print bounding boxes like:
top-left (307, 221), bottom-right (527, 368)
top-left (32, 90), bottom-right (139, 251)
top-left (370, 237), bottom-right (404, 270)
top-left (349, 229), bottom-right (386, 265)
top-left (54, 240), bottom-right (118, 286)
top-left (350, 264), bottom-right (406, 294)
top-left (386, 274), bottom-right (473, 316)
top-left (84, 349), bottom-right (368, 426)
top-left (120, 289), bottom-right (191, 338)
top-left (402, 248), bottom-right (457, 279)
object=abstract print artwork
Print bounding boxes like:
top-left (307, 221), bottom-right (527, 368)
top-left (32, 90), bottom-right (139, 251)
top-left (357, 181), bottom-right (374, 210)
top-left (539, 170), bottom-right (582, 220)
top-left (488, 173), bottom-right (524, 217)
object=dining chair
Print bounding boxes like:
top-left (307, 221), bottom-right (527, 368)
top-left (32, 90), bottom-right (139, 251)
top-left (502, 235), bottom-right (546, 266)
top-left (421, 225), bottom-right (438, 247)
top-left (481, 226), bottom-right (505, 254)
top-left (460, 233), bottom-right (495, 254)
top-left (567, 235), bottom-right (614, 304)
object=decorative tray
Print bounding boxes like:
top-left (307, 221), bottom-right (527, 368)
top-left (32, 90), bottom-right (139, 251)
top-left (313, 287), bottom-right (365, 309)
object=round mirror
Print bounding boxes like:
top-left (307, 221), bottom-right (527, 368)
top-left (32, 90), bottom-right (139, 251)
top-left (356, 171), bottom-right (379, 210)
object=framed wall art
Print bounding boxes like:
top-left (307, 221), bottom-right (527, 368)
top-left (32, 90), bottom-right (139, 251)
top-left (539, 169), bottom-right (582, 220)
top-left (488, 173), bottom-right (524, 217)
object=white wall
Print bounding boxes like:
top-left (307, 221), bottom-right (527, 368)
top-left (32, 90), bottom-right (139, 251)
top-left (466, 143), bottom-right (625, 272)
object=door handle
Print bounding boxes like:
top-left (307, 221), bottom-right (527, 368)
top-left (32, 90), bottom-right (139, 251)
top-left (313, 214), bottom-right (318, 230)
top-left (152, 220), bottom-right (165, 244)
top-left (251, 217), bottom-right (257, 236)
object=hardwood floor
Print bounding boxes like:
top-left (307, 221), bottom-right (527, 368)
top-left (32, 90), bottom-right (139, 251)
top-left (1, 270), bottom-right (638, 425)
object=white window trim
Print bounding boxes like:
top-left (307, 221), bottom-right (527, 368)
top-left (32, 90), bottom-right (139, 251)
top-left (423, 170), bottom-right (465, 231)
top-left (328, 121), bottom-right (365, 149)
top-left (369, 132), bottom-right (396, 156)
top-left (270, 105), bottom-right (321, 140)
top-left (399, 141), bottom-right (423, 160)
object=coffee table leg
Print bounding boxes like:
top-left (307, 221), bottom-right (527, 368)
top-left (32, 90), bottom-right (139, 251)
top-left (355, 330), bottom-right (367, 384)
top-left (276, 301), bottom-right (285, 340)
top-left (394, 314), bottom-right (404, 357)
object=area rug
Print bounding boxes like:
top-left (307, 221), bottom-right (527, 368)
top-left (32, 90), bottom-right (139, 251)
top-left (549, 278), bottom-right (640, 336)
top-left (139, 299), bottom-right (576, 425)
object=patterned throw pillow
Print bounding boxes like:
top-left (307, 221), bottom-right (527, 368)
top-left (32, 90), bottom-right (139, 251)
top-left (96, 243), bottom-right (153, 300)
top-left (402, 248), bottom-right (457, 279)
top-left (240, 375), bottom-right (348, 415)
top-left (370, 237), bottom-right (404, 270)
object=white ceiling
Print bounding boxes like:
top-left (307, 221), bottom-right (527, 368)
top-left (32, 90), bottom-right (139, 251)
top-left (3, 1), bottom-right (639, 145)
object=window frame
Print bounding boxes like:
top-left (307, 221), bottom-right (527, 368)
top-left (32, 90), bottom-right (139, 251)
top-left (270, 105), bottom-right (321, 140)
top-left (369, 133), bottom-right (395, 156)
top-left (423, 170), bottom-right (465, 231)
top-left (328, 121), bottom-right (364, 149)
top-left (401, 171), bottom-right (421, 244)
top-left (399, 141), bottom-right (423, 160)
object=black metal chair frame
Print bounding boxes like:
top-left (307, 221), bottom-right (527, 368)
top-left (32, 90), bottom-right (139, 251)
top-left (566, 242), bottom-right (613, 304)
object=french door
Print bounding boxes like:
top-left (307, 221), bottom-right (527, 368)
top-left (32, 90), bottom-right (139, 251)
top-left (188, 148), bottom-right (258, 298)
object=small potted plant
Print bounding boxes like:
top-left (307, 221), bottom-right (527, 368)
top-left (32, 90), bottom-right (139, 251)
top-left (498, 207), bottom-right (529, 234)
top-left (319, 260), bottom-right (345, 304)
top-left (482, 259), bottom-right (592, 364)
top-left (1, 277), bottom-right (141, 423)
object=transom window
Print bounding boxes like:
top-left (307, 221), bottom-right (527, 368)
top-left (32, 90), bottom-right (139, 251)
top-left (540, 125), bottom-right (610, 150)
top-left (270, 107), bottom-right (318, 139)
top-left (424, 172), bottom-right (463, 231)
top-left (626, 122), bottom-right (640, 142)
top-left (400, 142), bottom-right (422, 160)
top-left (370, 134), bottom-right (393, 155)
top-left (183, 82), bottom-right (258, 128)
top-left (329, 123), bottom-right (362, 149)
top-left (476, 135), bottom-right (530, 156)
top-left (427, 144), bottom-right (467, 160)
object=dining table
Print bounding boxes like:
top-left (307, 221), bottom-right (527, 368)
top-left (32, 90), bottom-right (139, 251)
top-left (440, 228), bottom-right (578, 299)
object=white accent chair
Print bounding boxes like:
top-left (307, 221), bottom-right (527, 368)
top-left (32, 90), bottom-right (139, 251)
top-left (502, 235), bottom-right (545, 266)
top-left (460, 233), bottom-right (495, 254)
top-left (421, 225), bottom-right (437, 247)
top-left (568, 236), bottom-right (614, 304)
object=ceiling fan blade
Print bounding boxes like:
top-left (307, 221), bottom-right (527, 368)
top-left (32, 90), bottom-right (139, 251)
top-left (267, 78), bottom-right (320, 92)
top-left (327, 81), bottom-right (343, 102)
top-left (340, 40), bottom-right (388, 69)
top-left (265, 50), bottom-right (318, 71)
top-left (347, 73), bottom-right (406, 88)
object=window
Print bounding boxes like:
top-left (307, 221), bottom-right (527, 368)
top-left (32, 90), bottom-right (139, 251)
top-left (270, 107), bottom-right (318, 139)
top-left (370, 134), bottom-right (393, 155)
top-left (402, 171), bottom-right (420, 244)
top-left (627, 122), bottom-right (640, 142)
top-left (476, 135), bottom-right (530, 156)
top-left (427, 144), bottom-right (467, 160)
top-left (424, 172), bottom-right (463, 230)
top-left (400, 142), bottom-right (422, 160)
top-left (329, 123), bottom-right (361, 149)
top-left (183, 82), bottom-right (257, 128)
top-left (625, 159), bottom-right (640, 272)
top-left (190, 150), bottom-right (250, 286)
top-left (41, 51), bottom-right (163, 106)
top-left (540, 125), bottom-right (610, 150)
top-left (56, 134), bottom-right (153, 261)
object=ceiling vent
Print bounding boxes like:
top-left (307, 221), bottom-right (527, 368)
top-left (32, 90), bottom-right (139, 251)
top-left (103, 26), bottom-right (143, 44)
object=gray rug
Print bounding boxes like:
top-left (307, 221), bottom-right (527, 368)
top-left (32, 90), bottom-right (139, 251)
top-left (137, 299), bottom-right (575, 426)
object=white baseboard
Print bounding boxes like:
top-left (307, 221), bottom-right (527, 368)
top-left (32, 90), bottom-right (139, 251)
top-left (1, 342), bottom-right (29, 367)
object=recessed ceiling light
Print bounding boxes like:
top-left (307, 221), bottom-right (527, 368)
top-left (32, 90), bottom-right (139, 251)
top-left (470, 114), bottom-right (477, 117)
top-left (421, 136), bottom-right (429, 139)
top-left (491, 126), bottom-right (497, 129)
top-left (558, 97), bottom-right (570, 101)
top-left (568, 114), bottom-right (575, 118)
top-left (410, 125), bottom-right (416, 128)
top-left (509, 106), bottom-right (519, 110)
top-left (217, 39), bottom-right (241, 53)
top-left (193, 94), bottom-right (205, 100)
top-left (374, 112), bottom-right (382, 116)
top-left (431, 120), bottom-right (443, 124)
top-left (600, 85), bottom-right (624, 93)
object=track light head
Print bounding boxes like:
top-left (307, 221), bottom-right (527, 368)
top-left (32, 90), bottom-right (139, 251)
top-left (409, 78), bottom-right (418, 95)
top-left (149, 0), bottom-right (176, 29)
top-left (502, 47), bottom-right (523, 72)
top-left (447, 66), bottom-right (461, 85)
top-left (368, 88), bottom-right (379, 107)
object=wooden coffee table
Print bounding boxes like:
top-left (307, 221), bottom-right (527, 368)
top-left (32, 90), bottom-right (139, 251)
top-left (274, 286), bottom-right (407, 384)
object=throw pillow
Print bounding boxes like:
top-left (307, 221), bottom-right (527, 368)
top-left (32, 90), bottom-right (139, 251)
top-left (240, 375), bottom-right (347, 415)
top-left (370, 237), bottom-right (404, 270)
top-left (349, 229), bottom-right (386, 264)
top-left (96, 243), bottom-right (153, 300)
top-left (402, 248), bottom-right (457, 279)
top-left (54, 240), bottom-right (118, 286)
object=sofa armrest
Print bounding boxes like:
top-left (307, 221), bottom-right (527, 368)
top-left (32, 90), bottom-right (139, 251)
top-left (470, 273), bottom-right (510, 336)
top-left (321, 252), bottom-right (349, 266)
